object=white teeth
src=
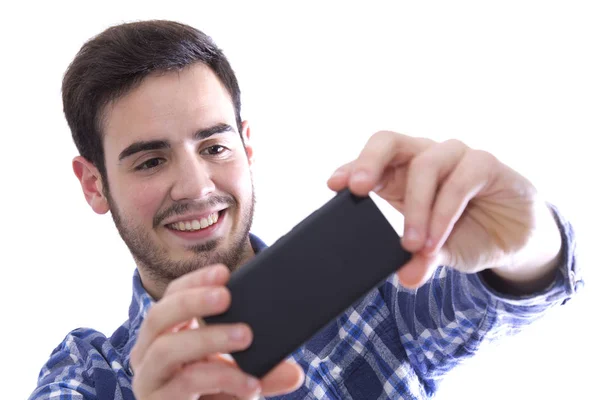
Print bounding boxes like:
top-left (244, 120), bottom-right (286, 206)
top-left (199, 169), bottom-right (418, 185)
top-left (168, 212), bottom-right (220, 231)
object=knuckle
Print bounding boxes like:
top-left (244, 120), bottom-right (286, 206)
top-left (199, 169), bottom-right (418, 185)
top-left (198, 328), bottom-right (223, 352)
top-left (443, 138), bottom-right (467, 149)
top-left (149, 336), bottom-right (171, 362)
top-left (469, 149), bottom-right (497, 167)
top-left (175, 291), bottom-right (197, 313)
top-left (370, 130), bottom-right (399, 148)
top-left (372, 130), bottom-right (395, 140)
top-left (143, 306), bottom-right (162, 334)
top-left (417, 136), bottom-right (437, 148)
top-left (411, 151), bottom-right (435, 170)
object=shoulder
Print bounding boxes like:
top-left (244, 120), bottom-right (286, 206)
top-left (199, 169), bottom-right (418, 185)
top-left (50, 326), bottom-right (128, 364)
top-left (29, 326), bottom-right (133, 400)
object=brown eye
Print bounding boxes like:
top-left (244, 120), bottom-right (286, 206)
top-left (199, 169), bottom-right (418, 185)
top-left (202, 145), bottom-right (227, 156)
top-left (136, 158), bottom-right (164, 170)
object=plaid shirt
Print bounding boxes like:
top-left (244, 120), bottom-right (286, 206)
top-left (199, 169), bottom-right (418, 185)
top-left (29, 204), bottom-right (582, 399)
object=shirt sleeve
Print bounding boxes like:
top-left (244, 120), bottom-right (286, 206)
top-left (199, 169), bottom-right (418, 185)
top-left (383, 203), bottom-right (583, 394)
top-left (28, 331), bottom-right (98, 400)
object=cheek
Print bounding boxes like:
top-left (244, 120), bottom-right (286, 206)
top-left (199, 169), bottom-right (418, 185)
top-left (215, 160), bottom-right (253, 198)
top-left (119, 181), bottom-right (164, 220)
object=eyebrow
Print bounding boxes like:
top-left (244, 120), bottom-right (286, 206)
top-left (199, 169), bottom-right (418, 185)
top-left (118, 123), bottom-right (236, 161)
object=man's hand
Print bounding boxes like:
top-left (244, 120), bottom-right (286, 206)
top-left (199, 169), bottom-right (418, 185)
top-left (130, 264), bottom-right (304, 399)
top-left (328, 131), bottom-right (562, 292)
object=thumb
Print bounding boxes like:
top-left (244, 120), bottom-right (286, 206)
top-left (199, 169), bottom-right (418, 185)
top-left (208, 354), bottom-right (305, 396)
top-left (396, 251), bottom-right (444, 289)
top-left (259, 360), bottom-right (305, 396)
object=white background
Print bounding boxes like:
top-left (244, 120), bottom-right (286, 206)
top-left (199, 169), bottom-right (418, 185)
top-left (1, 1), bottom-right (598, 398)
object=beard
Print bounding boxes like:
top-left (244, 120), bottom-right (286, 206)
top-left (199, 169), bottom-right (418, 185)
top-left (106, 184), bottom-right (255, 285)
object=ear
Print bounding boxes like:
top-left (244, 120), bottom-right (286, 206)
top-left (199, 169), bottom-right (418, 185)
top-left (72, 156), bottom-right (110, 214)
top-left (241, 120), bottom-right (255, 167)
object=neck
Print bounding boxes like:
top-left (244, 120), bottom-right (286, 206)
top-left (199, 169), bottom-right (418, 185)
top-left (139, 237), bottom-right (256, 300)
top-left (232, 236), bottom-right (257, 272)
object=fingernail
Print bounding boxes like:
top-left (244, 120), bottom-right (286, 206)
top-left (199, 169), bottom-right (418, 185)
top-left (424, 237), bottom-right (435, 251)
top-left (397, 267), bottom-right (422, 289)
top-left (351, 170), bottom-right (370, 184)
top-left (246, 376), bottom-right (260, 390)
top-left (404, 227), bottom-right (419, 241)
top-left (229, 325), bottom-right (246, 341)
top-left (206, 288), bottom-right (222, 304)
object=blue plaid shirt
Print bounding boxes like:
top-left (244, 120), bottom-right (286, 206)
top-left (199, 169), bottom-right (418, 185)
top-left (29, 204), bottom-right (582, 399)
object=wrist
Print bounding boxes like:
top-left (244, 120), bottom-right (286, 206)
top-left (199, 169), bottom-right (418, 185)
top-left (486, 200), bottom-right (563, 295)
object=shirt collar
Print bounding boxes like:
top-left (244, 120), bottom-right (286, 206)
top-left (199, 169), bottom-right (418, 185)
top-left (122, 233), bottom-right (268, 375)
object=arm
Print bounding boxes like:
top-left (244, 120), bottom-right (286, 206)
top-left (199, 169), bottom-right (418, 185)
top-left (326, 131), bottom-right (584, 393)
top-left (482, 201), bottom-right (569, 296)
top-left (28, 331), bottom-right (97, 400)
top-left (384, 202), bottom-right (581, 393)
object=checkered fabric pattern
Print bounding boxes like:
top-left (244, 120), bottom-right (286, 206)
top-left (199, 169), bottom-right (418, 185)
top-left (28, 204), bottom-right (581, 399)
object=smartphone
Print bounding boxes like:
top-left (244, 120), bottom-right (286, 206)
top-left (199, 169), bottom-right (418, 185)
top-left (203, 188), bottom-right (412, 378)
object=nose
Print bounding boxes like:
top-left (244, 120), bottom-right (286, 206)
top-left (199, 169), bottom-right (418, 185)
top-left (169, 152), bottom-right (215, 201)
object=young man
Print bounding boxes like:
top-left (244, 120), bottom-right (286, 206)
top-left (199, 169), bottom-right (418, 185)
top-left (29, 20), bottom-right (582, 400)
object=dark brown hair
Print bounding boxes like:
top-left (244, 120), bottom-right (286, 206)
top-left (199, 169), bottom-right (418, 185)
top-left (62, 20), bottom-right (243, 189)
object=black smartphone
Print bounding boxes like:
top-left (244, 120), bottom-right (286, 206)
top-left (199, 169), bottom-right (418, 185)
top-left (203, 188), bottom-right (412, 378)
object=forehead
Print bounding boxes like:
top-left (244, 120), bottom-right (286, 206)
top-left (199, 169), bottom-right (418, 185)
top-left (102, 63), bottom-right (236, 151)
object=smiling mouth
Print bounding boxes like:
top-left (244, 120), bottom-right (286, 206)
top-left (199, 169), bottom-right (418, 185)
top-left (166, 211), bottom-right (223, 232)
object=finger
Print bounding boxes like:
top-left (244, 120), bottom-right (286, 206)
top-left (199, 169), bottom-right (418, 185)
top-left (131, 286), bottom-right (231, 369)
top-left (395, 252), bottom-right (443, 289)
top-left (134, 323), bottom-right (253, 393)
top-left (328, 161), bottom-right (402, 201)
top-left (327, 161), bottom-right (354, 192)
top-left (259, 360), bottom-right (305, 396)
top-left (170, 316), bottom-right (202, 333)
top-left (164, 263), bottom-right (230, 298)
top-left (402, 139), bottom-right (468, 253)
top-left (347, 131), bottom-right (432, 196)
top-left (425, 149), bottom-right (494, 255)
top-left (148, 360), bottom-right (262, 400)
top-left (209, 354), bottom-right (304, 396)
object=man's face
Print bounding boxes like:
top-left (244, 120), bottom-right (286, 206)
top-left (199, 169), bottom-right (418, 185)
top-left (100, 63), bottom-right (255, 286)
